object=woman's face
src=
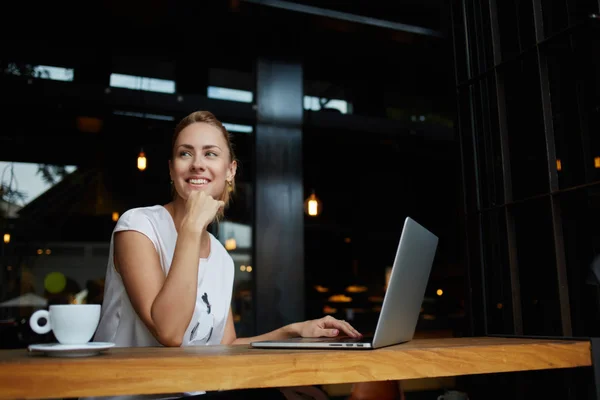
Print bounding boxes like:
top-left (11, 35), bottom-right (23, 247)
top-left (169, 122), bottom-right (236, 201)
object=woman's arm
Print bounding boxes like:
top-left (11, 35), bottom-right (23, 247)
top-left (220, 307), bottom-right (296, 345)
top-left (220, 307), bottom-right (362, 345)
top-left (115, 227), bottom-right (204, 347)
top-left (117, 191), bottom-right (224, 347)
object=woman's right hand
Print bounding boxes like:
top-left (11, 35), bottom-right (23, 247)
top-left (182, 190), bottom-right (224, 233)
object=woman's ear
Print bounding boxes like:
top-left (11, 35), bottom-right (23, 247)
top-left (228, 160), bottom-right (238, 181)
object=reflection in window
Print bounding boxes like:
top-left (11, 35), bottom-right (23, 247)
top-left (207, 86), bottom-right (351, 114)
top-left (217, 221), bottom-right (251, 249)
top-left (4, 63), bottom-right (74, 81)
top-left (304, 96), bottom-right (350, 114)
top-left (208, 86), bottom-right (253, 103)
top-left (215, 221), bottom-right (253, 336)
top-left (109, 73), bottom-right (176, 94)
top-left (113, 110), bottom-right (175, 121)
top-left (0, 162), bottom-right (77, 211)
top-left (222, 123), bottom-right (253, 134)
top-left (1, 162), bottom-right (92, 350)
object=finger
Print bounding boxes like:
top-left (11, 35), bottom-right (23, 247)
top-left (186, 190), bottom-right (198, 207)
top-left (209, 199), bottom-right (223, 211)
top-left (321, 328), bottom-right (339, 337)
top-left (326, 319), bottom-right (359, 338)
top-left (336, 319), bottom-right (361, 337)
top-left (338, 320), bottom-right (360, 337)
top-left (342, 320), bottom-right (362, 338)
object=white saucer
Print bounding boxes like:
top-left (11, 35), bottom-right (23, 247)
top-left (28, 342), bottom-right (115, 357)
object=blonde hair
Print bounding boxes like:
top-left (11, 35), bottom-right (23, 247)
top-left (171, 111), bottom-right (237, 220)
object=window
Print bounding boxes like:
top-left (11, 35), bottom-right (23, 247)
top-left (113, 110), bottom-right (175, 121)
top-left (1, 162), bottom-right (77, 209)
top-left (207, 86), bottom-right (351, 114)
top-left (4, 63), bottom-right (74, 82)
top-left (109, 73), bottom-right (176, 94)
top-left (304, 96), bottom-right (350, 114)
top-left (207, 86), bottom-right (253, 103)
top-left (222, 123), bottom-right (253, 134)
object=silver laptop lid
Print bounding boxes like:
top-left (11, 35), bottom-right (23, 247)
top-left (372, 217), bottom-right (438, 349)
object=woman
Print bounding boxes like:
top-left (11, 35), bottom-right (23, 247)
top-left (94, 111), bottom-right (362, 399)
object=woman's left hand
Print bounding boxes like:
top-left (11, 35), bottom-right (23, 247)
top-left (296, 315), bottom-right (362, 338)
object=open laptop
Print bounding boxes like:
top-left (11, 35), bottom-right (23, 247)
top-left (251, 216), bottom-right (439, 350)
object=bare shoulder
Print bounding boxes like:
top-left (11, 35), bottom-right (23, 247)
top-left (114, 229), bottom-right (160, 275)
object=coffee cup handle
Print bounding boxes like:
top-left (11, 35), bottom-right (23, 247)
top-left (29, 310), bottom-right (51, 334)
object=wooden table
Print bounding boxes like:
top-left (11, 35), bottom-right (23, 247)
top-left (0, 337), bottom-right (592, 399)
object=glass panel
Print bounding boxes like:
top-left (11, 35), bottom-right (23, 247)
top-left (110, 73), bottom-right (176, 94)
top-left (465, 0), bottom-right (494, 77)
top-left (516, 0), bottom-right (537, 50)
top-left (478, 0), bottom-right (495, 72)
top-left (304, 228), bottom-right (356, 324)
top-left (545, 34), bottom-right (587, 189)
top-left (496, 0), bottom-right (536, 61)
top-left (571, 27), bottom-right (600, 184)
top-left (213, 131), bottom-right (255, 337)
top-left (568, 0), bottom-right (600, 23)
top-left (452, 0), bottom-right (470, 83)
top-left (472, 81), bottom-right (491, 209)
top-left (464, 0), bottom-right (480, 78)
top-left (3, 64), bottom-right (74, 81)
top-left (0, 162), bottom-right (104, 348)
top-left (486, 75), bottom-right (506, 206)
top-left (556, 186), bottom-right (600, 337)
top-left (542, 0), bottom-right (570, 38)
top-left (458, 86), bottom-right (479, 213)
top-left (496, 0), bottom-right (521, 60)
top-left (510, 197), bottom-right (562, 336)
top-left (207, 86), bottom-right (253, 103)
top-left (215, 220), bottom-right (254, 337)
top-left (466, 213), bottom-right (486, 335)
top-left (474, 76), bottom-right (505, 209)
top-left (543, 0), bottom-right (600, 37)
top-left (541, 0), bottom-right (599, 38)
top-left (502, 52), bottom-right (550, 201)
top-left (481, 209), bottom-right (514, 334)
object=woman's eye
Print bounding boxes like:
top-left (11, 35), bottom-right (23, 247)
top-left (205, 151), bottom-right (217, 157)
top-left (179, 151), bottom-right (192, 157)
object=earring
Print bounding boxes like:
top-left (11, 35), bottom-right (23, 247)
top-left (170, 180), bottom-right (173, 185)
top-left (227, 180), bottom-right (233, 192)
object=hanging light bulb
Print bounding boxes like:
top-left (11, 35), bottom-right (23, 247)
top-left (112, 212), bottom-right (120, 222)
top-left (595, 156), bottom-right (600, 169)
top-left (225, 238), bottom-right (237, 250)
top-left (304, 190), bottom-right (322, 217)
top-left (3, 233), bottom-right (10, 244)
top-left (137, 149), bottom-right (147, 171)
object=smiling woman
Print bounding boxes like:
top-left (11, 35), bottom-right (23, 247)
top-left (91, 110), bottom-right (361, 400)
top-left (168, 111), bottom-right (238, 221)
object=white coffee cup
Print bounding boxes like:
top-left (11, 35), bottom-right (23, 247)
top-left (29, 304), bottom-right (101, 345)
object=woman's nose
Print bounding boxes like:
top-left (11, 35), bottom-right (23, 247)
top-left (191, 157), bottom-right (206, 170)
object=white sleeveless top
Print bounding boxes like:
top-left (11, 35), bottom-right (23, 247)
top-left (91, 205), bottom-right (234, 399)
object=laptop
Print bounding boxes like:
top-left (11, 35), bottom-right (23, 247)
top-left (251, 217), bottom-right (439, 350)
